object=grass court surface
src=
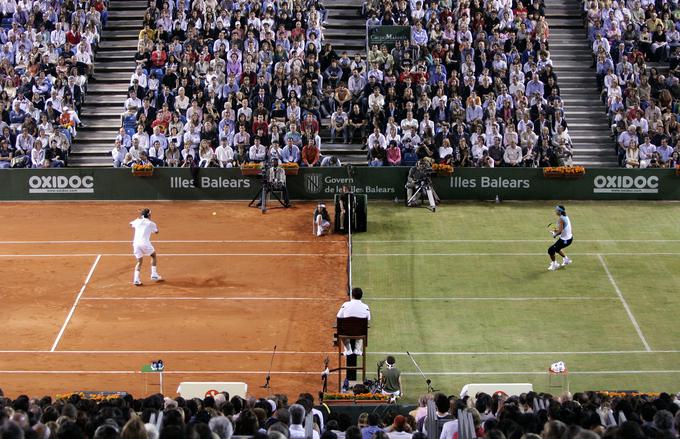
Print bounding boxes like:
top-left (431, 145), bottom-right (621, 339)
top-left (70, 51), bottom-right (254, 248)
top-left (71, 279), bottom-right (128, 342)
top-left (353, 201), bottom-right (680, 400)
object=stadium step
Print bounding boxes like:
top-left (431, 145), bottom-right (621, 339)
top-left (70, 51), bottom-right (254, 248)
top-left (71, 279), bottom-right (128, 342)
top-left (99, 40), bottom-right (139, 50)
top-left (546, 0), bottom-right (618, 167)
top-left (68, 155), bottom-right (113, 167)
top-left (70, 0), bottom-right (145, 166)
top-left (324, 19), bottom-right (365, 29)
top-left (325, 0), bottom-right (365, 54)
top-left (547, 18), bottom-right (582, 29)
top-left (80, 107), bottom-right (122, 117)
top-left (325, 28), bottom-right (365, 38)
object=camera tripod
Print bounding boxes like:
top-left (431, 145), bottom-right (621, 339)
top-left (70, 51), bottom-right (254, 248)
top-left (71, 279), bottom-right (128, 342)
top-left (407, 181), bottom-right (440, 212)
top-left (249, 181), bottom-right (288, 213)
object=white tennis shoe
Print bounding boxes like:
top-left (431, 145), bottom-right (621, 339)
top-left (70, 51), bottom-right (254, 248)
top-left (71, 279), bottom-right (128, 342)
top-left (561, 257), bottom-right (572, 267)
top-left (548, 261), bottom-right (559, 271)
top-left (151, 274), bottom-right (162, 281)
top-left (134, 280), bottom-right (142, 286)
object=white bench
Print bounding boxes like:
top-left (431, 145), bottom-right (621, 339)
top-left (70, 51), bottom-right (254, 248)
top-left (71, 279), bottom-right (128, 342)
top-left (460, 383), bottom-right (533, 401)
top-left (176, 382), bottom-right (248, 399)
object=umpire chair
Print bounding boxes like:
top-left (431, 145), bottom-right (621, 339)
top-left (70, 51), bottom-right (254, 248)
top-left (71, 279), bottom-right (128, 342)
top-left (331, 317), bottom-right (368, 391)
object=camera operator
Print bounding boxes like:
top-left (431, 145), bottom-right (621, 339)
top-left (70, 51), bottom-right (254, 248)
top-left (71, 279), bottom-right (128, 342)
top-left (406, 159), bottom-right (431, 202)
top-left (406, 159), bottom-right (438, 211)
top-left (266, 157), bottom-right (290, 207)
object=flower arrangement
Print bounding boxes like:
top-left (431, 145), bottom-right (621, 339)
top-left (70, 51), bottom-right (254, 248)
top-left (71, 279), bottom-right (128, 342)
top-left (432, 163), bottom-right (454, 175)
top-left (598, 391), bottom-right (661, 398)
top-left (543, 166), bottom-right (586, 178)
top-left (56, 391), bottom-right (127, 401)
top-left (240, 162), bottom-right (263, 175)
top-left (281, 162), bottom-right (300, 175)
top-left (131, 163), bottom-right (154, 177)
top-left (322, 393), bottom-right (390, 401)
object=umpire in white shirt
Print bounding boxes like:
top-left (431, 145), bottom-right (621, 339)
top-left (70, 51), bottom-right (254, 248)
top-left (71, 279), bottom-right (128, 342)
top-left (337, 287), bottom-right (371, 355)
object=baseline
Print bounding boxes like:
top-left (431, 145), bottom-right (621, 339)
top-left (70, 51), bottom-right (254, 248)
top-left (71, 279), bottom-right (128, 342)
top-left (0, 349), bottom-right (679, 355)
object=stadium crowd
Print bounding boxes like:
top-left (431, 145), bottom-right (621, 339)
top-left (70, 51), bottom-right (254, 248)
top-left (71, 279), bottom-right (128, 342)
top-left (586, 0), bottom-right (680, 167)
top-left (2, 389), bottom-right (680, 439)
top-left (359, 0), bottom-right (574, 167)
top-left (0, 0), bottom-right (105, 169)
top-left (111, 0), bottom-right (577, 169)
top-left (113, 0), bottom-right (345, 169)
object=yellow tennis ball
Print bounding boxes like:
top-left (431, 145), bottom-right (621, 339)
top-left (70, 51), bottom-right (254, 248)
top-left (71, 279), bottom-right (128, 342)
top-left (212, 211), bottom-right (217, 216)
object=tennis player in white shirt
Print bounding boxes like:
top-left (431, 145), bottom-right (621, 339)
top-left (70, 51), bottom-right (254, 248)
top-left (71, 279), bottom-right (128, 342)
top-left (130, 208), bottom-right (162, 285)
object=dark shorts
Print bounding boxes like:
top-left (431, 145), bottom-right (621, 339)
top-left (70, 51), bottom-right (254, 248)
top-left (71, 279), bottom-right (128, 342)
top-left (550, 237), bottom-right (573, 253)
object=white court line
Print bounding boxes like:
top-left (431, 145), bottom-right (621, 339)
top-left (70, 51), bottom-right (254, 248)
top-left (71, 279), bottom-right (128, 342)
top-left (354, 252), bottom-right (680, 256)
top-left (77, 296), bottom-right (609, 302)
top-left (0, 253), bottom-right (346, 257)
top-left (50, 254), bottom-right (101, 352)
top-left (0, 370), bottom-right (320, 375)
top-left (0, 240), bottom-right (340, 244)
top-left (81, 297), bottom-right (340, 301)
top-left (375, 350), bottom-right (680, 355)
top-left (0, 252), bottom-right (678, 258)
top-left (360, 239), bottom-right (680, 243)
top-left (1, 349), bottom-right (680, 355)
top-left (366, 296), bottom-right (613, 301)
top-left (598, 254), bottom-right (652, 352)
top-left (0, 239), bottom-right (674, 244)
top-left (0, 370), bottom-right (678, 376)
top-left (0, 350), bottom-right (336, 354)
top-left (402, 370), bottom-right (680, 376)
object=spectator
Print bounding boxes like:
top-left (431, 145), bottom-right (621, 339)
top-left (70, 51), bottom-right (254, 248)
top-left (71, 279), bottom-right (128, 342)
top-left (111, 139), bottom-right (127, 168)
top-left (331, 107), bottom-right (349, 144)
top-left (387, 141), bottom-right (402, 166)
top-left (302, 141), bottom-right (320, 167)
top-left (289, 404), bottom-right (319, 439)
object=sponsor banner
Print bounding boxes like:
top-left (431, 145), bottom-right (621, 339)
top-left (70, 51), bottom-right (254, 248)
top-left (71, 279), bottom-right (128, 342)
top-left (0, 168), bottom-right (678, 201)
top-left (366, 25), bottom-right (411, 50)
top-left (28, 174), bottom-right (94, 194)
top-left (592, 174), bottom-right (659, 194)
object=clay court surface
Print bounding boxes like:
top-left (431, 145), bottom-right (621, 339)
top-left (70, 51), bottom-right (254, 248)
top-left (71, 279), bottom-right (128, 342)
top-left (0, 202), bottom-right (346, 398)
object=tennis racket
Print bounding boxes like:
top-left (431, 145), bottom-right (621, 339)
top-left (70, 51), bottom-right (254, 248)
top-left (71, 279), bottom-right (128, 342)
top-left (547, 222), bottom-right (556, 237)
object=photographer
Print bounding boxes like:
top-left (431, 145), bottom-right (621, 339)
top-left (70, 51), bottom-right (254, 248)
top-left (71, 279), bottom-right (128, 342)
top-left (266, 157), bottom-right (290, 207)
top-left (405, 159), bottom-right (439, 212)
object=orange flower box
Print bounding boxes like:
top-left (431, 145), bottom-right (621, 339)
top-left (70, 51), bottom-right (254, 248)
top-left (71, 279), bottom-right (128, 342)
top-left (240, 163), bottom-right (262, 176)
top-left (131, 163), bottom-right (154, 177)
top-left (322, 393), bottom-right (390, 405)
top-left (543, 166), bottom-right (585, 179)
top-left (432, 163), bottom-right (454, 176)
top-left (281, 162), bottom-right (300, 175)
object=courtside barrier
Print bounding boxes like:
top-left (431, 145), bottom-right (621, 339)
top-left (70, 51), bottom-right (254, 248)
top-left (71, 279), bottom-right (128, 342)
top-left (1, 167), bottom-right (677, 201)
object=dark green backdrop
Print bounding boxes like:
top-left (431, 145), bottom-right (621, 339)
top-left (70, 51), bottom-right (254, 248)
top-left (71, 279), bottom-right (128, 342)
top-left (1, 167), bottom-right (676, 201)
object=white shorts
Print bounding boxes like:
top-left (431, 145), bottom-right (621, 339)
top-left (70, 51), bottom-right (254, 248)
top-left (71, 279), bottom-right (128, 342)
top-left (133, 243), bottom-right (155, 259)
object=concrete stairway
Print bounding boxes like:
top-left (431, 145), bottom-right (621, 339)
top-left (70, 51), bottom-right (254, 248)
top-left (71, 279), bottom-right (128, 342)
top-left (320, 0), bottom-right (367, 164)
top-left (545, 0), bottom-right (618, 167)
top-left (69, 0), bottom-right (146, 167)
top-left (324, 0), bottom-right (365, 56)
